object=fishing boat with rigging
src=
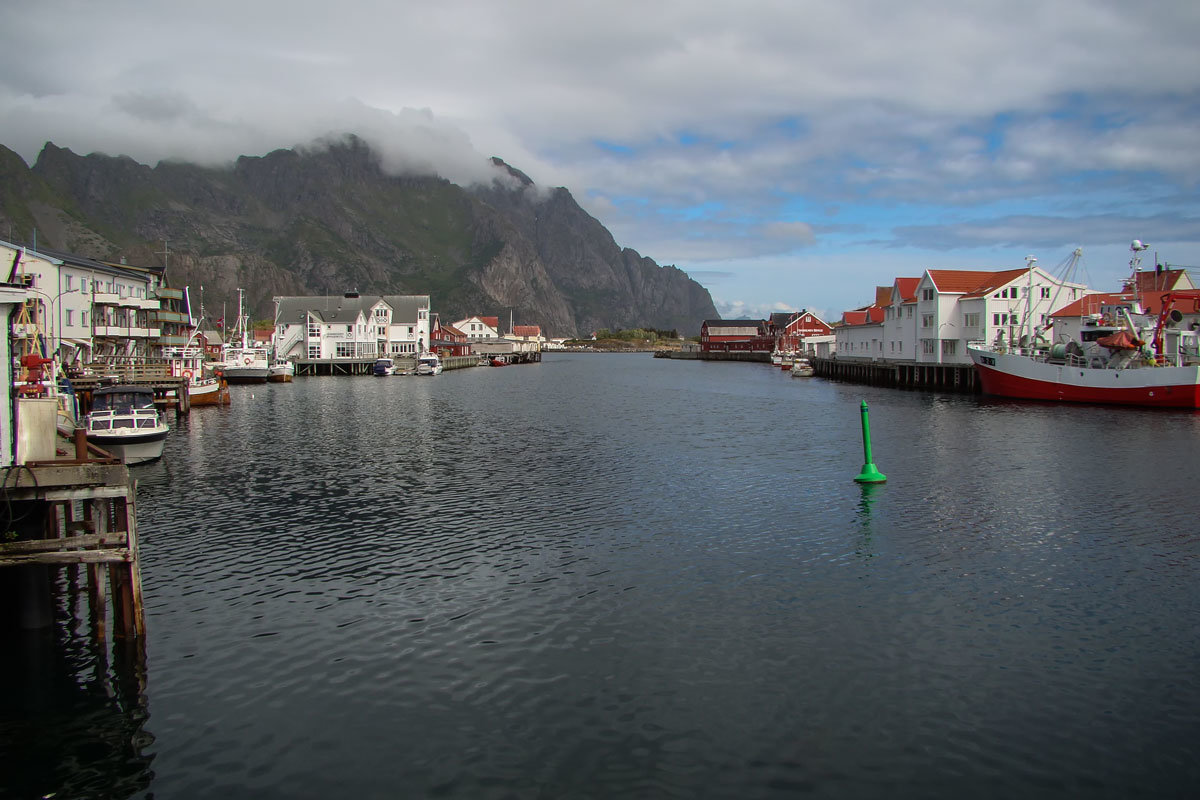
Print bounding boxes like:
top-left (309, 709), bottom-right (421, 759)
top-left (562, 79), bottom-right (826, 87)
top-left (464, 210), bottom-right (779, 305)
top-left (217, 289), bottom-right (269, 383)
top-left (967, 242), bottom-right (1200, 408)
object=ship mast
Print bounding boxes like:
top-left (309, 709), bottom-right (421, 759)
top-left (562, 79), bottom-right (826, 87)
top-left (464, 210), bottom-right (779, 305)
top-left (1130, 239), bottom-right (1149, 313)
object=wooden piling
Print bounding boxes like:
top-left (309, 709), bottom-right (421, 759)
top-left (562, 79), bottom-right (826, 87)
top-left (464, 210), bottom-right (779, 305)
top-left (0, 463), bottom-right (145, 641)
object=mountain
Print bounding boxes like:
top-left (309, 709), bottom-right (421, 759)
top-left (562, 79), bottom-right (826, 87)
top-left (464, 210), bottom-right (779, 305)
top-left (0, 137), bottom-right (718, 336)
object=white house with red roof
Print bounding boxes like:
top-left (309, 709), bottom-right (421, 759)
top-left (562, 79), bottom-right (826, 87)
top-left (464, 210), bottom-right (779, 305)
top-left (836, 264), bottom-right (1089, 365)
top-left (836, 287), bottom-right (890, 359)
top-left (453, 315), bottom-right (501, 340)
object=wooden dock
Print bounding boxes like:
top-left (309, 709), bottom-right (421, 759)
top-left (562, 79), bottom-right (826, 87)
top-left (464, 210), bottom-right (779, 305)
top-left (813, 357), bottom-right (980, 393)
top-left (0, 437), bottom-right (145, 641)
top-left (70, 361), bottom-right (191, 416)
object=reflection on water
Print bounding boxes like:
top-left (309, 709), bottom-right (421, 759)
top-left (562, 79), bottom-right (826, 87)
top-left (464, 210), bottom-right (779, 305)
top-left (0, 609), bottom-right (153, 799)
top-left (6, 354), bottom-right (1200, 798)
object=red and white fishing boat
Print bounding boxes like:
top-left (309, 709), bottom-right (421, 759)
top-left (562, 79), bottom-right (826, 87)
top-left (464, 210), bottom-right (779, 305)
top-left (968, 242), bottom-right (1200, 408)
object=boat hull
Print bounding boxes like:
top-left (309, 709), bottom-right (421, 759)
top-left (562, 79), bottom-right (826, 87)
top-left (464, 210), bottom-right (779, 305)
top-left (87, 429), bottom-right (168, 464)
top-left (189, 379), bottom-right (230, 406)
top-left (221, 366), bottom-right (269, 384)
top-left (968, 347), bottom-right (1200, 408)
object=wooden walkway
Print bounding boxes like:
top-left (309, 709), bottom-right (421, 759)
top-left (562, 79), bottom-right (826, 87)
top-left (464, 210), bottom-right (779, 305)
top-left (1, 449), bottom-right (145, 641)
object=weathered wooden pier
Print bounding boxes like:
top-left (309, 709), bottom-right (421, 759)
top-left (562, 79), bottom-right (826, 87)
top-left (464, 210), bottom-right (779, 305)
top-left (813, 357), bottom-right (981, 393)
top-left (294, 353), bottom-right (534, 376)
top-left (1, 438), bottom-right (145, 641)
top-left (654, 350), bottom-right (772, 363)
top-left (71, 361), bottom-right (192, 416)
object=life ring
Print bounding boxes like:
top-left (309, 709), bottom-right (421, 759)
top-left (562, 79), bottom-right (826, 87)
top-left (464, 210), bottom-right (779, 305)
top-left (243, 356), bottom-right (253, 365)
top-left (182, 369), bottom-right (193, 379)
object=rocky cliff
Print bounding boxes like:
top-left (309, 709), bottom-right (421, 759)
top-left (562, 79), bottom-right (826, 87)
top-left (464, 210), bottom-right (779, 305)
top-left (0, 137), bottom-right (718, 336)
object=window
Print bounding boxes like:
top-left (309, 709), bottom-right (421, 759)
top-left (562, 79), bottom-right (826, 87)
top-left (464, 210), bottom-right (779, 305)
top-left (993, 313), bottom-right (1002, 326)
top-left (335, 342), bottom-right (355, 358)
top-left (922, 339), bottom-right (936, 354)
top-left (82, 311), bottom-right (89, 327)
top-left (308, 323), bottom-right (320, 338)
top-left (64, 275), bottom-right (73, 290)
top-left (942, 339), bottom-right (957, 356)
top-left (921, 289), bottom-right (935, 301)
top-left (1012, 287), bottom-right (1020, 298)
top-left (65, 310), bottom-right (74, 325)
top-left (346, 325), bottom-right (353, 333)
top-left (308, 344), bottom-right (320, 359)
top-left (1041, 287), bottom-right (1051, 298)
top-left (921, 314), bottom-right (934, 328)
top-left (963, 313), bottom-right (980, 328)
top-left (376, 326), bottom-right (386, 336)
top-left (906, 306), bottom-right (913, 318)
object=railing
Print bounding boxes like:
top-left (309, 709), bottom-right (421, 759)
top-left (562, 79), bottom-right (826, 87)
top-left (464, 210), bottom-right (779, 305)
top-left (84, 361), bottom-right (173, 381)
top-left (969, 339), bottom-right (1200, 369)
top-left (87, 408), bottom-right (162, 431)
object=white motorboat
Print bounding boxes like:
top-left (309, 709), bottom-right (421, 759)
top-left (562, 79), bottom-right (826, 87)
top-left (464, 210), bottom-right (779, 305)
top-left (267, 358), bottom-right (294, 382)
top-left (416, 352), bottom-right (443, 375)
top-left (373, 357), bottom-right (396, 376)
top-left (85, 385), bottom-right (169, 464)
top-left (790, 357), bottom-right (815, 377)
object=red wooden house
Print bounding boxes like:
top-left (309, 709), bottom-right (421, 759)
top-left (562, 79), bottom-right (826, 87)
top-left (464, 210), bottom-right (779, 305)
top-left (431, 316), bottom-right (470, 356)
top-left (700, 319), bottom-right (774, 352)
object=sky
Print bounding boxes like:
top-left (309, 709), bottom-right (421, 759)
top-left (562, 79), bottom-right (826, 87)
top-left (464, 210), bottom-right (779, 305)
top-left (3, 0), bottom-right (1199, 323)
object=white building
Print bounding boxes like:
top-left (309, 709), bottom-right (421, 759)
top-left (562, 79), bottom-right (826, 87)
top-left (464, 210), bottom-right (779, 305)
top-left (1, 240), bottom-right (163, 366)
top-left (273, 293), bottom-right (432, 361)
top-left (452, 316), bottom-right (500, 340)
top-left (836, 265), bottom-right (1088, 365)
top-left (1, 280), bottom-right (29, 467)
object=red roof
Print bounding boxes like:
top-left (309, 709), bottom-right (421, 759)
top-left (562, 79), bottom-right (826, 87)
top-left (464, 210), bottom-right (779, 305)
top-left (894, 277), bottom-right (920, 302)
top-left (512, 324), bottom-right (541, 337)
top-left (1128, 269), bottom-right (1189, 294)
top-left (480, 316), bottom-right (500, 329)
top-left (842, 306), bottom-right (884, 325)
top-left (1049, 290), bottom-right (1200, 318)
top-left (926, 268), bottom-right (1026, 296)
top-left (440, 322), bottom-right (466, 337)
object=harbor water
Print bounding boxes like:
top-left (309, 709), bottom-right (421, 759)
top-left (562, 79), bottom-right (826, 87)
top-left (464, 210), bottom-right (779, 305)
top-left (4, 353), bottom-right (1200, 798)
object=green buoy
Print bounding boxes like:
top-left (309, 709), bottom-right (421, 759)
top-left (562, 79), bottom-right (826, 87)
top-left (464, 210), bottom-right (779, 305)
top-left (854, 400), bottom-right (887, 484)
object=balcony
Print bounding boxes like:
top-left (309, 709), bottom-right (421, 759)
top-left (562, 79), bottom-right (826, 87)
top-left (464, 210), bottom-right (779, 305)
top-left (149, 309), bottom-right (190, 324)
top-left (93, 325), bottom-right (160, 338)
top-left (93, 292), bottom-right (160, 310)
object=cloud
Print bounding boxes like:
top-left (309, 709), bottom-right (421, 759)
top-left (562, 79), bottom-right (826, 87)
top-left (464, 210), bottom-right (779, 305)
top-left (0, 0), bottom-right (1198, 316)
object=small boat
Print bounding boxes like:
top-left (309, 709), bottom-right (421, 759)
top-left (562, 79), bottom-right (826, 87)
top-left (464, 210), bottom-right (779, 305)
top-left (164, 344), bottom-right (230, 406)
top-left (416, 352), bottom-right (443, 375)
top-left (490, 357), bottom-right (508, 367)
top-left (791, 357), bottom-right (815, 377)
top-left (267, 358), bottom-right (294, 382)
top-left (85, 385), bottom-right (169, 464)
top-left (373, 357), bottom-right (396, 376)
